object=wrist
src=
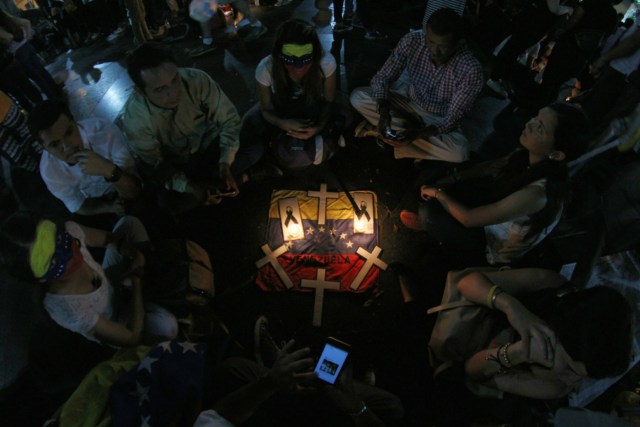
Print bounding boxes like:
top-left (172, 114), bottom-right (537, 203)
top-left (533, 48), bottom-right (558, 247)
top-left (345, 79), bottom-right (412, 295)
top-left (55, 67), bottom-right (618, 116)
top-left (105, 164), bottom-right (123, 183)
top-left (348, 401), bottom-right (368, 417)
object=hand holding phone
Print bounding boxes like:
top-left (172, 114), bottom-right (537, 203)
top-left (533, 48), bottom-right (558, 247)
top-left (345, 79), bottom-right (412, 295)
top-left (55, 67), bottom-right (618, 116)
top-left (314, 337), bottom-right (351, 384)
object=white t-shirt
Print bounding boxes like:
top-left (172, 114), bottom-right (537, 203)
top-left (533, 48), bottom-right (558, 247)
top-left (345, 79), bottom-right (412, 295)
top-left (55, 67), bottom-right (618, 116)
top-left (193, 410), bottom-right (235, 427)
top-left (255, 51), bottom-right (337, 92)
top-left (39, 118), bottom-right (136, 213)
top-left (610, 22), bottom-right (640, 76)
top-left (43, 222), bottom-right (115, 343)
top-left (484, 179), bottom-right (562, 264)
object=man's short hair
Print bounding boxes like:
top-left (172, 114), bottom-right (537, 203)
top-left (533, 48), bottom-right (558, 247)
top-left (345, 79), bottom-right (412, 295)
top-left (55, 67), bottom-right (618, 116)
top-left (27, 100), bottom-right (73, 139)
top-left (425, 8), bottom-right (464, 42)
top-left (126, 43), bottom-right (177, 89)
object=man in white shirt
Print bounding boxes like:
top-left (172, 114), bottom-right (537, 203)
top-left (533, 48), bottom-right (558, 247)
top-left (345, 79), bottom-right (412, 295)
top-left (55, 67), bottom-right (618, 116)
top-left (28, 100), bottom-right (141, 216)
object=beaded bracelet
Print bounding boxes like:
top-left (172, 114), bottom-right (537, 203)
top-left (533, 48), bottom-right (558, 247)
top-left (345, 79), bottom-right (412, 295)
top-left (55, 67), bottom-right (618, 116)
top-left (500, 342), bottom-right (513, 368)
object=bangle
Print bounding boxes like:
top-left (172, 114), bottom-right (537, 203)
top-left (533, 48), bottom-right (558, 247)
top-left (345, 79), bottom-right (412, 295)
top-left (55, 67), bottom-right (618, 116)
top-left (486, 285), bottom-right (498, 308)
top-left (350, 402), bottom-right (368, 417)
top-left (491, 287), bottom-right (504, 309)
top-left (434, 187), bottom-right (444, 200)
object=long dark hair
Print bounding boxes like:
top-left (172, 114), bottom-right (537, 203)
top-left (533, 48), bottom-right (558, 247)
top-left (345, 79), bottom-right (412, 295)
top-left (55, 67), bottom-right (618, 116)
top-left (448, 103), bottom-right (591, 237)
top-left (0, 211), bottom-right (43, 281)
top-left (0, 9), bottom-right (24, 42)
top-left (522, 285), bottom-right (632, 378)
top-left (271, 19), bottom-right (324, 108)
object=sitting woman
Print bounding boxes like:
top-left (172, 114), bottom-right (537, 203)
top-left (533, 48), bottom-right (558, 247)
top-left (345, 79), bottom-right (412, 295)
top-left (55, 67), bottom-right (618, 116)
top-left (455, 268), bottom-right (632, 399)
top-left (0, 212), bottom-right (177, 347)
top-left (400, 102), bottom-right (591, 265)
top-left (239, 19), bottom-right (343, 172)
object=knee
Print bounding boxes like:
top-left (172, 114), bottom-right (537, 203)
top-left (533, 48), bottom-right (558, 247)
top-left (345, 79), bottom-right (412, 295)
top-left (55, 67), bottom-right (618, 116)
top-left (349, 87), bottom-right (371, 111)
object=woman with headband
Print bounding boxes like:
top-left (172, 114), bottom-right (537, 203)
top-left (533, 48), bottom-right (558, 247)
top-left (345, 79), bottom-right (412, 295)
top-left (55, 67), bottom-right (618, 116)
top-left (239, 19), bottom-right (344, 172)
top-left (0, 213), bottom-right (177, 347)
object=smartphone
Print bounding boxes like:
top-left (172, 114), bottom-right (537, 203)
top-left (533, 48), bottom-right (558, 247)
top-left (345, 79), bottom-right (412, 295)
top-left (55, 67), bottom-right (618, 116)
top-left (384, 128), bottom-right (405, 141)
top-left (314, 337), bottom-right (351, 384)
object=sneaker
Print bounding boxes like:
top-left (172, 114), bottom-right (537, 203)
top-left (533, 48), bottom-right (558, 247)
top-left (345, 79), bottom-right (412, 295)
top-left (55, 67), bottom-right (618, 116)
top-left (333, 22), bottom-right (353, 33)
top-left (365, 30), bottom-right (387, 40)
top-left (249, 163), bottom-right (283, 182)
top-left (253, 315), bottom-right (282, 367)
top-left (400, 210), bottom-right (425, 231)
top-left (189, 44), bottom-right (217, 57)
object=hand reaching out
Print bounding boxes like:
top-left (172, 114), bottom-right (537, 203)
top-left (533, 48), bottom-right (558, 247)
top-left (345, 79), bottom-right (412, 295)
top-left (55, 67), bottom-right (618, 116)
top-left (266, 339), bottom-right (316, 389)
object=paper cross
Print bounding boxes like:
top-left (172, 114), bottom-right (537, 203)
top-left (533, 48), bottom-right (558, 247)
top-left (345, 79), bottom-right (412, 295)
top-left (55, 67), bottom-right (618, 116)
top-left (307, 183), bottom-right (340, 225)
top-left (349, 246), bottom-right (388, 290)
top-left (255, 244), bottom-right (294, 289)
top-left (301, 268), bottom-right (340, 326)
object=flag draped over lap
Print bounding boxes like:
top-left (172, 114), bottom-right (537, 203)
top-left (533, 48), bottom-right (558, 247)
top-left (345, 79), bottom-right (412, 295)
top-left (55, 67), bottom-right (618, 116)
top-left (256, 189), bottom-right (380, 292)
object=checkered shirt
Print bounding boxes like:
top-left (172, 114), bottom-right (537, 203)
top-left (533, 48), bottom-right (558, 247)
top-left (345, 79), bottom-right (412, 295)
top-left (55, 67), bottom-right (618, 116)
top-left (370, 32), bottom-right (483, 133)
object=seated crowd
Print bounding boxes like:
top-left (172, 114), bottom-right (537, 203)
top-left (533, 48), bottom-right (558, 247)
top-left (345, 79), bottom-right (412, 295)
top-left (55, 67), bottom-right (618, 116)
top-left (0, 1), bottom-right (638, 425)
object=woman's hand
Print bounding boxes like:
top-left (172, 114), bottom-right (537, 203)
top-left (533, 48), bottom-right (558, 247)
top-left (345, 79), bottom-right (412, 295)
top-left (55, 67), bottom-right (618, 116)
top-left (505, 299), bottom-right (556, 364)
top-left (420, 185), bottom-right (440, 200)
top-left (280, 119), bottom-right (318, 140)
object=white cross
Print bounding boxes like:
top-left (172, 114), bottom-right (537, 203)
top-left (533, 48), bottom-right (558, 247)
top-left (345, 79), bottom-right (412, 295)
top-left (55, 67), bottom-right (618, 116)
top-left (349, 246), bottom-right (388, 290)
top-left (255, 244), bottom-right (294, 289)
top-left (308, 183), bottom-right (340, 225)
top-left (301, 268), bottom-right (341, 326)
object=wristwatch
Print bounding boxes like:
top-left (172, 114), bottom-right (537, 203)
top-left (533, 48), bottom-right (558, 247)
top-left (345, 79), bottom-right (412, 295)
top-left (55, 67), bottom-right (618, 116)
top-left (105, 165), bottom-right (123, 183)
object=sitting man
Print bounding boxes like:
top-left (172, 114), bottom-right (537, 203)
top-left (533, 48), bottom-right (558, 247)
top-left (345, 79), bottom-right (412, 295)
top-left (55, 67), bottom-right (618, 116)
top-left (27, 100), bottom-right (141, 217)
top-left (350, 7), bottom-right (482, 163)
top-left (123, 44), bottom-right (267, 215)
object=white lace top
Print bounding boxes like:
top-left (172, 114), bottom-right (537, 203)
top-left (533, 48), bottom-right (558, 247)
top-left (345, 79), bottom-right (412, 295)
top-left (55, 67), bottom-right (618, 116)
top-left (43, 222), bottom-right (115, 343)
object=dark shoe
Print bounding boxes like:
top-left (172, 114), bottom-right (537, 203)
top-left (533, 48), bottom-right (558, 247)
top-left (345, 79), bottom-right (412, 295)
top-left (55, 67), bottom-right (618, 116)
top-left (189, 44), bottom-right (217, 57)
top-left (400, 210), bottom-right (425, 231)
top-left (253, 315), bottom-right (282, 368)
top-left (364, 30), bottom-right (387, 40)
top-left (249, 163), bottom-right (283, 182)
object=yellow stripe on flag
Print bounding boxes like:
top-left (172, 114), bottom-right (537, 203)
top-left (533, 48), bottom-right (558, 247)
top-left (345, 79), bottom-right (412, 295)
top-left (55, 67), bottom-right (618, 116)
top-left (268, 190), bottom-right (378, 220)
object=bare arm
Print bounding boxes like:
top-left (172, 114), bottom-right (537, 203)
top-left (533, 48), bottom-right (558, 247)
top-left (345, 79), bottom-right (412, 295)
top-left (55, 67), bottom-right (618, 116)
top-left (592, 27), bottom-right (640, 75)
top-left (456, 268), bottom-right (565, 367)
top-left (91, 275), bottom-right (144, 347)
top-left (73, 150), bottom-right (141, 200)
top-left (76, 198), bottom-right (125, 216)
top-left (420, 184), bottom-right (547, 228)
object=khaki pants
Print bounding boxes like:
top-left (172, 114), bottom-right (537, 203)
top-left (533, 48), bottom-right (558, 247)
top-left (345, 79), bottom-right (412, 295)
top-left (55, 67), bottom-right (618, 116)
top-left (350, 86), bottom-right (469, 162)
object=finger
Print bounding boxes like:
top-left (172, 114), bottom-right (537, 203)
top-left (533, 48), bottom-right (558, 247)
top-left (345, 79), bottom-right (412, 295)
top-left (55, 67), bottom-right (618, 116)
top-left (293, 371), bottom-right (318, 381)
top-left (286, 357), bottom-right (315, 372)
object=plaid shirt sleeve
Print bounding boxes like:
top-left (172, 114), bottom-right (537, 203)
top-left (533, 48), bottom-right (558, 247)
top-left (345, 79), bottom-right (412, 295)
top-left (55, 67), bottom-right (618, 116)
top-left (435, 52), bottom-right (483, 133)
top-left (370, 33), bottom-right (414, 101)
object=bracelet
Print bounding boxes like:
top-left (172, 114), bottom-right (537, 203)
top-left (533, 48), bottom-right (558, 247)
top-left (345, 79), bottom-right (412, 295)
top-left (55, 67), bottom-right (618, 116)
top-left (349, 402), bottom-right (368, 417)
top-left (491, 287), bottom-right (504, 309)
top-left (434, 187), bottom-right (444, 200)
top-left (486, 285), bottom-right (498, 308)
top-left (501, 342), bottom-right (513, 368)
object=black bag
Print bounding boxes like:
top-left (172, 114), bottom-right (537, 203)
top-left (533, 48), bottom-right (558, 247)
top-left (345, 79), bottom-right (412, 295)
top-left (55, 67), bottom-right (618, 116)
top-left (141, 239), bottom-right (215, 316)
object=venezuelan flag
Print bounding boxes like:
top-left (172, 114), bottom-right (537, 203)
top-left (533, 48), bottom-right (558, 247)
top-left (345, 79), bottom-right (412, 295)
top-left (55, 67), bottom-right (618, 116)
top-left (256, 190), bottom-right (380, 292)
